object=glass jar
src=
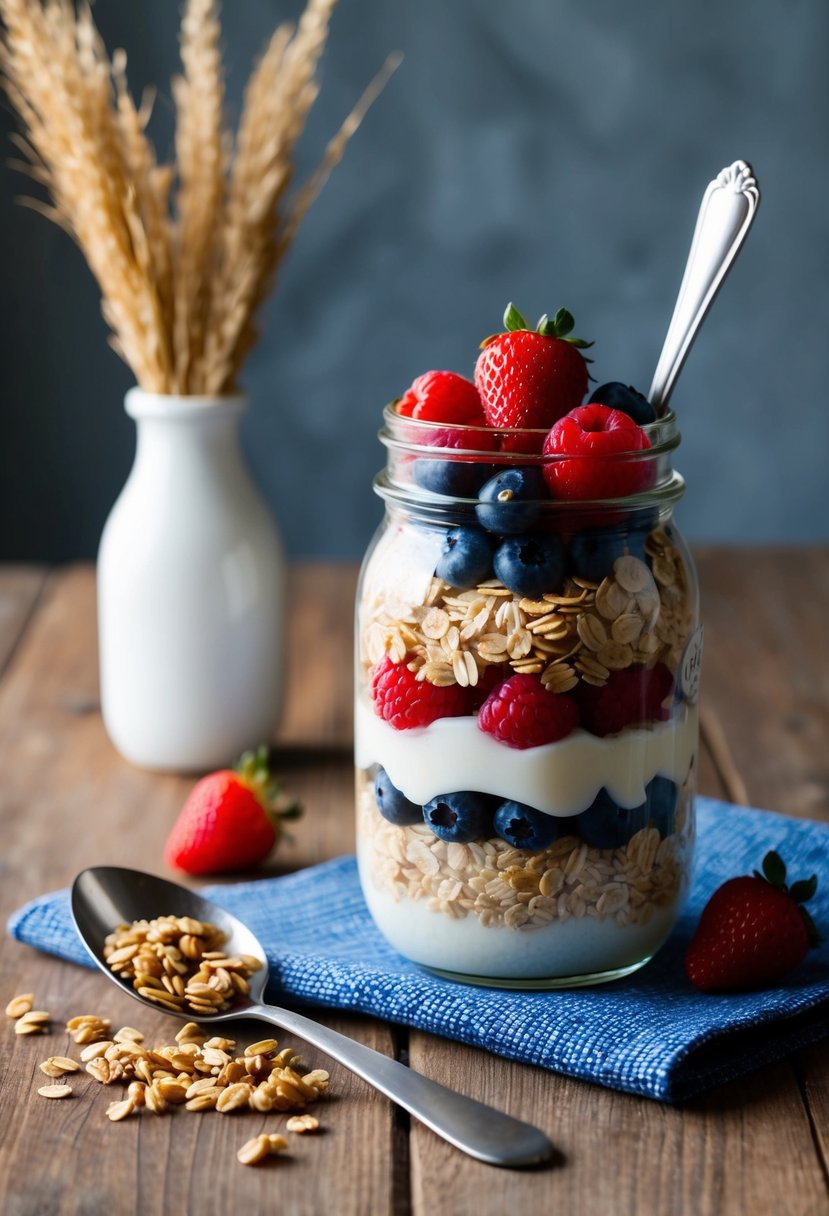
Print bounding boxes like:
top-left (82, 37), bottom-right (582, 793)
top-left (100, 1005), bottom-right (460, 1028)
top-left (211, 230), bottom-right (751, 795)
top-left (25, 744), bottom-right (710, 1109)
top-left (355, 407), bottom-right (700, 988)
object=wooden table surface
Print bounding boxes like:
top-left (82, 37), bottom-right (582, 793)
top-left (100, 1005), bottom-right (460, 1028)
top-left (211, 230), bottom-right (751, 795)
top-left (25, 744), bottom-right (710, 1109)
top-left (1, 552), bottom-right (828, 1216)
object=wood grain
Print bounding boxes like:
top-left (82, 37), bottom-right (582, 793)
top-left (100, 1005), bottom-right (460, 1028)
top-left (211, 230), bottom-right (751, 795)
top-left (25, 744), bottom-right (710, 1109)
top-left (0, 565), bottom-right (47, 675)
top-left (696, 547), bottom-right (829, 1199)
top-left (795, 1045), bottom-right (829, 1190)
top-left (2, 552), bottom-right (828, 1216)
top-left (695, 546), bottom-right (829, 822)
top-left (0, 563), bottom-right (396, 1216)
top-left (408, 1049), bottom-right (829, 1216)
top-left (277, 562), bottom-right (357, 753)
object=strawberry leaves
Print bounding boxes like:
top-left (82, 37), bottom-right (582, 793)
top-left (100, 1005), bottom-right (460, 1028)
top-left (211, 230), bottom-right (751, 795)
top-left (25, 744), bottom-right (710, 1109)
top-left (491, 301), bottom-right (594, 373)
top-left (236, 745), bottom-right (302, 826)
top-left (500, 302), bottom-right (594, 351)
top-left (755, 849), bottom-right (787, 887)
top-left (752, 849), bottom-right (820, 944)
top-left (503, 302), bottom-right (529, 332)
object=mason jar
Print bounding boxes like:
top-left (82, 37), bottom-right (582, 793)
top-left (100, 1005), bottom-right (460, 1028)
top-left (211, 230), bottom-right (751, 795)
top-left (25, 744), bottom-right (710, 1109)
top-left (355, 406), bottom-right (700, 988)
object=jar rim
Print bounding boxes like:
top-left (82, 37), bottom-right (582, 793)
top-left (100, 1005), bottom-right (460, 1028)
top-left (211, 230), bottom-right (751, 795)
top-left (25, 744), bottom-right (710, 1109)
top-left (381, 402), bottom-right (680, 458)
top-left (375, 403), bottom-right (685, 514)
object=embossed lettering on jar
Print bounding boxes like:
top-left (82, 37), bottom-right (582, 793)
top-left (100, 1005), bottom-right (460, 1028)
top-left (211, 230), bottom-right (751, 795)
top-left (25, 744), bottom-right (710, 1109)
top-left (355, 407), bottom-right (700, 987)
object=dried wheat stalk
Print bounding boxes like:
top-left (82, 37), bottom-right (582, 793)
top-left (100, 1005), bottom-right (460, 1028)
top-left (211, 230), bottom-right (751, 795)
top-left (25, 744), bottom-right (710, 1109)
top-left (171, 0), bottom-right (225, 392)
top-left (0, 0), bottom-right (395, 396)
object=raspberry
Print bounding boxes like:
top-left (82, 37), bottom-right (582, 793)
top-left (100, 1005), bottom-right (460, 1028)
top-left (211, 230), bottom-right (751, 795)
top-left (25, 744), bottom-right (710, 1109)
top-left (469, 662), bottom-right (507, 711)
top-left (371, 656), bottom-right (471, 730)
top-left (576, 663), bottom-right (675, 737)
top-left (397, 370), bottom-right (485, 425)
top-left (477, 674), bottom-right (579, 749)
top-left (542, 404), bottom-right (653, 500)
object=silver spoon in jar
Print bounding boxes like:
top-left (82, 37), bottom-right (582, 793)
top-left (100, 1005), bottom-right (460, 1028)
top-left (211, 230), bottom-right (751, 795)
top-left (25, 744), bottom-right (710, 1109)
top-left (71, 865), bottom-right (556, 1169)
top-left (648, 159), bottom-right (760, 414)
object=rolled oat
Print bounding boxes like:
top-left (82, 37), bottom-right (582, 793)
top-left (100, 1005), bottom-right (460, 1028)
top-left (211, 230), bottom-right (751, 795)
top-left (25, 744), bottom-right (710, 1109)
top-left (102, 915), bottom-right (262, 1017)
top-left (5, 993), bottom-right (34, 1019)
top-left (286, 1114), bottom-right (320, 1134)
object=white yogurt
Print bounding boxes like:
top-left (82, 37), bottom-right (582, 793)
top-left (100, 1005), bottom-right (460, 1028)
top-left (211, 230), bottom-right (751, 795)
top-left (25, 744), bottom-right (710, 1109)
top-left (357, 846), bottom-right (679, 980)
top-left (355, 694), bottom-right (697, 816)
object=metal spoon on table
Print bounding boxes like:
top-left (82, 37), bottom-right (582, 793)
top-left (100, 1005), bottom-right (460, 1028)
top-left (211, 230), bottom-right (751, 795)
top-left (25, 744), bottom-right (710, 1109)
top-left (648, 159), bottom-right (760, 414)
top-left (71, 865), bottom-right (556, 1169)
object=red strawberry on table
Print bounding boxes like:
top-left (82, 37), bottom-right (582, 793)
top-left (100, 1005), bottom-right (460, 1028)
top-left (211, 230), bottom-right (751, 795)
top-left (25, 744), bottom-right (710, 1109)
top-left (685, 851), bottom-right (820, 993)
top-left (475, 304), bottom-right (591, 447)
top-left (542, 403), bottom-right (654, 500)
top-left (163, 747), bottom-right (301, 876)
top-left (396, 370), bottom-right (486, 425)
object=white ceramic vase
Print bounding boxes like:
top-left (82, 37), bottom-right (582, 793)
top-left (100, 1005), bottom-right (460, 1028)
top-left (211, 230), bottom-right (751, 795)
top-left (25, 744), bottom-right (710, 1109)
top-left (97, 389), bottom-right (286, 771)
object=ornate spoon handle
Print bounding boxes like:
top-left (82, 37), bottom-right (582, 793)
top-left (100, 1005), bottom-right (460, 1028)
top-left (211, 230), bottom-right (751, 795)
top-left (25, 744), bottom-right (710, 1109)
top-left (649, 159), bottom-right (760, 413)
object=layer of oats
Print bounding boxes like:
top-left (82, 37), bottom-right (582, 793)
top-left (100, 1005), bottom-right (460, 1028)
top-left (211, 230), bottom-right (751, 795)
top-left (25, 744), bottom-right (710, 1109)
top-left (357, 774), bottom-right (692, 932)
top-left (359, 528), bottom-right (695, 694)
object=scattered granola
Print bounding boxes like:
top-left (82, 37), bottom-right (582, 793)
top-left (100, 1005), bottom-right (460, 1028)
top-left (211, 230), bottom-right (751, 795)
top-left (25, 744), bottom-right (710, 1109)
top-left (13, 1000), bottom-right (333, 1169)
top-left (37, 1083), bottom-right (73, 1099)
top-left (5, 993), bottom-right (34, 1019)
top-left (69, 1022), bottom-right (330, 1122)
top-left (14, 1010), bottom-right (50, 1036)
top-left (67, 1013), bottom-right (111, 1039)
top-left (106, 1098), bottom-right (135, 1122)
top-left (39, 1056), bottom-right (80, 1078)
top-left (237, 1133), bottom-right (288, 1166)
top-left (286, 1114), bottom-right (320, 1134)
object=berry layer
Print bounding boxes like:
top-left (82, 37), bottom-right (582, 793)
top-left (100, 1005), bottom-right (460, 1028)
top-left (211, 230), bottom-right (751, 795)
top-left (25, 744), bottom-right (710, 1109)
top-left (355, 692), bottom-right (697, 817)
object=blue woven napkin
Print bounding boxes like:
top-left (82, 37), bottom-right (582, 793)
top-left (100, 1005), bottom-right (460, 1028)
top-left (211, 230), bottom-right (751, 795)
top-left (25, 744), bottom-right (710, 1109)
top-left (8, 797), bottom-right (829, 1102)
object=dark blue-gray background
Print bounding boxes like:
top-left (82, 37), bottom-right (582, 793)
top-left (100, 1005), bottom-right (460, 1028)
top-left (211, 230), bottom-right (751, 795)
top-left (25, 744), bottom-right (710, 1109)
top-left (1, 0), bottom-right (827, 561)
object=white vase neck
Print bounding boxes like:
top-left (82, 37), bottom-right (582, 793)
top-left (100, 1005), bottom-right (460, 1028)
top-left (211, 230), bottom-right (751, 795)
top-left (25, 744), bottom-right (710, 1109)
top-left (125, 386), bottom-right (252, 485)
top-left (125, 387), bottom-right (247, 421)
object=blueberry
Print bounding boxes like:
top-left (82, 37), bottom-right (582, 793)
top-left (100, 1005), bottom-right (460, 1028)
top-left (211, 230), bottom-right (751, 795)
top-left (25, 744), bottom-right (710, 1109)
top-left (435, 526), bottom-right (493, 589)
top-left (575, 788), bottom-right (650, 849)
top-left (413, 458), bottom-right (495, 498)
top-left (475, 467), bottom-right (548, 534)
top-left (590, 382), bottom-right (657, 425)
top-left (569, 524), bottom-right (649, 583)
top-left (422, 791), bottom-right (495, 843)
top-left (374, 768), bottom-right (423, 826)
top-left (493, 534), bottom-right (566, 598)
top-left (493, 800), bottom-right (561, 851)
top-left (645, 776), bottom-right (679, 837)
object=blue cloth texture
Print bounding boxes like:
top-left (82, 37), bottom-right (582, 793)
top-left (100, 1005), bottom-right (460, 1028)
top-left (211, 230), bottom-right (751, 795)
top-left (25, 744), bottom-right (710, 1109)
top-left (8, 797), bottom-right (829, 1103)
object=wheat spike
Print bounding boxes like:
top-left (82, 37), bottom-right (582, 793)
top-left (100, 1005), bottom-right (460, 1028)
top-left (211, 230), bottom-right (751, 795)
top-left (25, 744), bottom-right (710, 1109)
top-left (172, 0), bottom-right (226, 393)
top-left (0, 0), bottom-right (395, 398)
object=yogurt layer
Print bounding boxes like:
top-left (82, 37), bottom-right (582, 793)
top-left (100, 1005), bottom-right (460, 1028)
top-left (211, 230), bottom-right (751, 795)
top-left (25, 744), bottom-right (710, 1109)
top-left (358, 848), bottom-right (679, 980)
top-left (355, 694), bottom-right (697, 817)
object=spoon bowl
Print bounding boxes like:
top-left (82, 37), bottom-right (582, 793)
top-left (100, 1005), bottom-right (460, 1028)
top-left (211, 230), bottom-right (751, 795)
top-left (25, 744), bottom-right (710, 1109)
top-left (72, 865), bottom-right (269, 1020)
top-left (71, 865), bottom-right (557, 1168)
